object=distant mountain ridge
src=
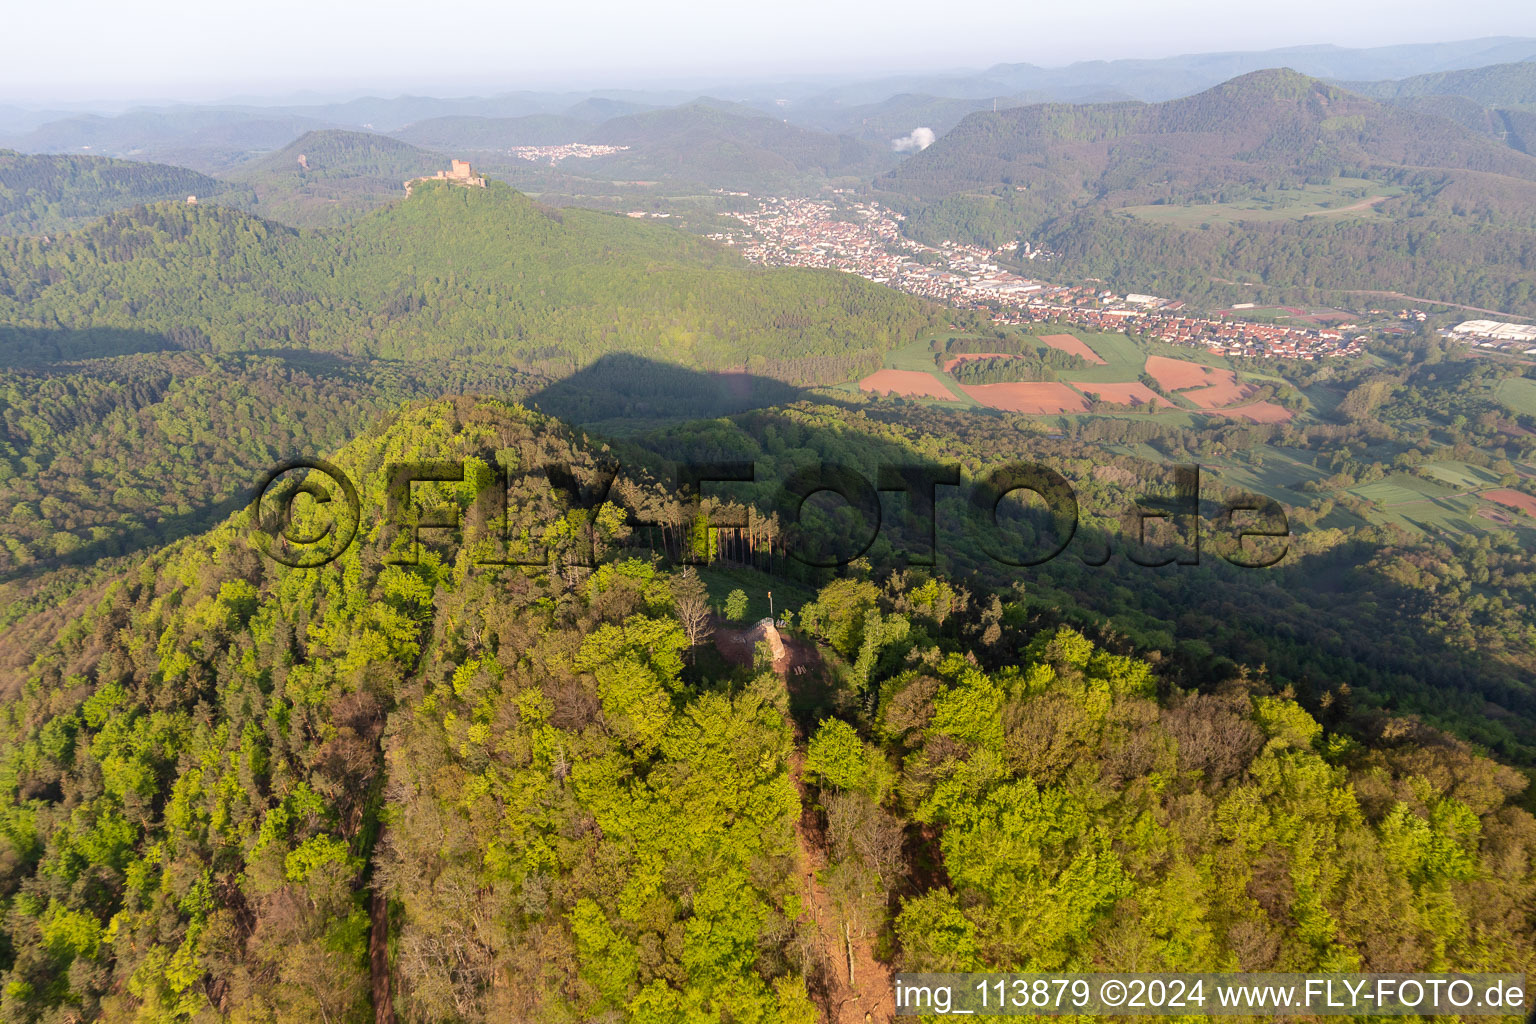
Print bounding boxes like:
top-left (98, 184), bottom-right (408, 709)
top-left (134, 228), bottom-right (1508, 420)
top-left (778, 36), bottom-right (1536, 110)
top-left (0, 109), bottom-right (341, 173)
top-left (882, 68), bottom-right (1536, 203)
top-left (877, 69), bottom-right (1536, 315)
top-left (393, 114), bottom-right (591, 150)
top-left (1344, 60), bottom-right (1536, 108)
top-left (6, 36), bottom-right (1534, 171)
top-left (574, 103), bottom-right (894, 188)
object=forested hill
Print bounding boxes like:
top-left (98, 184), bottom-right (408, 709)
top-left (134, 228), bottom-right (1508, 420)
top-left (881, 68), bottom-right (1536, 202)
top-left (0, 181), bottom-right (936, 381)
top-left (0, 151), bottom-right (252, 236)
top-left (1344, 59), bottom-right (1536, 108)
top-left (220, 129), bottom-right (446, 226)
top-left (0, 395), bottom-right (1530, 1023)
top-left (392, 113), bottom-right (590, 149)
top-left (577, 103), bottom-right (894, 188)
top-left (877, 69), bottom-right (1536, 315)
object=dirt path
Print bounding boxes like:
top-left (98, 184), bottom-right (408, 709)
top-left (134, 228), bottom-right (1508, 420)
top-left (711, 623), bottom-right (898, 1020)
top-left (790, 751), bottom-right (895, 1024)
top-left (1315, 193), bottom-right (1391, 216)
top-left (714, 624), bottom-right (895, 1021)
top-left (370, 885), bottom-right (395, 1024)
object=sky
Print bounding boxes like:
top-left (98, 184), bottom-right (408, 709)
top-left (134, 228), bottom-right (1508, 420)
top-left (4, 0), bottom-right (1536, 104)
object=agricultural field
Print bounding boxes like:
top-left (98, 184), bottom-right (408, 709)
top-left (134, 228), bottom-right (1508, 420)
top-left (1480, 489), bottom-right (1536, 519)
top-left (1417, 460), bottom-right (1504, 491)
top-left (1192, 446), bottom-right (1536, 540)
top-left (1496, 376), bottom-right (1536, 417)
top-left (1069, 381), bottom-right (1160, 406)
top-left (957, 381), bottom-right (1090, 413)
top-left (1037, 332), bottom-right (1105, 364)
top-left (1342, 461), bottom-right (1531, 537)
top-left (1051, 331), bottom-right (1151, 384)
top-left (1214, 401), bottom-right (1292, 423)
top-left (859, 368), bottom-right (967, 400)
top-left (857, 330), bottom-right (1291, 422)
top-left (1120, 177), bottom-right (1405, 226)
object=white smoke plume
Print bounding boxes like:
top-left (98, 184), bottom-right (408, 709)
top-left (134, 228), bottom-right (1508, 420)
top-left (891, 126), bottom-right (936, 153)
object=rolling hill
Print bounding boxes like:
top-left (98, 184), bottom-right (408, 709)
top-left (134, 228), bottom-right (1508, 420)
top-left (882, 68), bottom-right (1536, 204)
top-left (0, 150), bottom-right (253, 234)
top-left (792, 92), bottom-right (1000, 144)
top-left (220, 129), bottom-right (445, 226)
top-left (0, 109), bottom-right (339, 173)
top-left (576, 103), bottom-right (894, 188)
top-left (5, 391), bottom-right (1527, 1023)
top-left (392, 113), bottom-right (588, 150)
top-left (784, 36), bottom-right (1536, 108)
top-left (0, 179), bottom-right (935, 378)
top-left (876, 69), bottom-right (1536, 315)
top-left (1340, 61), bottom-right (1536, 156)
top-left (1345, 59), bottom-right (1536, 109)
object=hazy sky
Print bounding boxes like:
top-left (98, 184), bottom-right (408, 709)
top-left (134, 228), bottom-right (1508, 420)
top-left (5, 0), bottom-right (1535, 103)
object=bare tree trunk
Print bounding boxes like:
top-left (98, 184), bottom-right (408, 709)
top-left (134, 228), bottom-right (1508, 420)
top-left (845, 920), bottom-right (855, 987)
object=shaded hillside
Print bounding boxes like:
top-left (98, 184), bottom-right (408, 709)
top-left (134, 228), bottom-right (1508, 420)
top-left (0, 151), bottom-right (253, 234)
top-left (0, 181), bottom-right (935, 379)
top-left (0, 345), bottom-right (537, 578)
top-left (578, 103), bottom-right (893, 188)
top-left (1380, 96), bottom-right (1536, 155)
top-left (220, 129), bottom-right (444, 226)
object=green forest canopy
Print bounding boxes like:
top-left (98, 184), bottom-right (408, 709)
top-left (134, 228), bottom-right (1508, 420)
top-left (0, 181), bottom-right (938, 381)
top-left (0, 397), bottom-right (1527, 1023)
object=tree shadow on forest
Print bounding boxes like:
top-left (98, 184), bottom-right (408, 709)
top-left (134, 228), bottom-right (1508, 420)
top-left (0, 494), bottom-right (254, 590)
top-left (526, 356), bottom-right (1536, 767)
top-left (0, 337), bottom-right (1531, 769)
top-left (526, 352), bottom-right (802, 428)
top-left (0, 326), bottom-right (198, 367)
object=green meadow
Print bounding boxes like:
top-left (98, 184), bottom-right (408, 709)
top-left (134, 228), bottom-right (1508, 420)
top-left (1121, 177), bottom-right (1404, 227)
top-left (1496, 377), bottom-right (1536, 417)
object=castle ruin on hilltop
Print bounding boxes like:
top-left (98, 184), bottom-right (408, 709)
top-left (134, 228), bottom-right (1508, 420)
top-left (404, 159), bottom-right (487, 196)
